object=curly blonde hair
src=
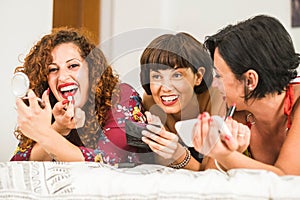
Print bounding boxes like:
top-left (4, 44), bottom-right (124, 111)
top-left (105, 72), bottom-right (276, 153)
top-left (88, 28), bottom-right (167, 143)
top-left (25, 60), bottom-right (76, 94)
top-left (15, 27), bottom-right (119, 149)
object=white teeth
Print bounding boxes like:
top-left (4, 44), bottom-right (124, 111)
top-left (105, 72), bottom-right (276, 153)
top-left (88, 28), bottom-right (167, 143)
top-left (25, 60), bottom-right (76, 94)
top-left (60, 85), bottom-right (78, 92)
top-left (161, 96), bottom-right (178, 102)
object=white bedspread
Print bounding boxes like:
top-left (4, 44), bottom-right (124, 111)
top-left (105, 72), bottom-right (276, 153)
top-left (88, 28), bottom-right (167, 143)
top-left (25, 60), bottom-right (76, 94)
top-left (0, 161), bottom-right (299, 199)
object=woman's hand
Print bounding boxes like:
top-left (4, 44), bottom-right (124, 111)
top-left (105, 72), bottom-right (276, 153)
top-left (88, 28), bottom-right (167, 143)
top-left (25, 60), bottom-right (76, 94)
top-left (192, 112), bottom-right (250, 158)
top-left (141, 111), bottom-right (185, 162)
top-left (224, 117), bottom-right (250, 153)
top-left (16, 89), bottom-right (52, 142)
top-left (52, 99), bottom-right (86, 136)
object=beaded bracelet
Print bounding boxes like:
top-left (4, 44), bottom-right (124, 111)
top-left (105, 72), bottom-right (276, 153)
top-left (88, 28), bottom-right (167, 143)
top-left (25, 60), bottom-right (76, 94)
top-left (168, 147), bottom-right (191, 169)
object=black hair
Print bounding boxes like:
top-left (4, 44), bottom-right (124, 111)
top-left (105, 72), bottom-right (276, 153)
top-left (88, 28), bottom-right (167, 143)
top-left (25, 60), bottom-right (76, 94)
top-left (204, 15), bottom-right (299, 100)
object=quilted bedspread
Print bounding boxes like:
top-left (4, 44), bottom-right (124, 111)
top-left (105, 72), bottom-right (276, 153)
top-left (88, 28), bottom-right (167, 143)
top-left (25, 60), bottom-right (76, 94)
top-left (0, 161), bottom-right (300, 199)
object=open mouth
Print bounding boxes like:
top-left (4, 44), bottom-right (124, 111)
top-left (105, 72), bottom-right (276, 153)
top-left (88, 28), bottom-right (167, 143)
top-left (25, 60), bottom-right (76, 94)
top-left (58, 83), bottom-right (79, 99)
top-left (161, 95), bottom-right (179, 106)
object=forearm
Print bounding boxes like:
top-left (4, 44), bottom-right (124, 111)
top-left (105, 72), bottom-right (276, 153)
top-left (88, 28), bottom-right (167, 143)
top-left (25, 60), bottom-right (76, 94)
top-left (36, 128), bottom-right (85, 161)
top-left (216, 151), bottom-right (285, 176)
top-left (29, 143), bottom-right (53, 161)
top-left (202, 156), bottom-right (217, 170)
top-left (168, 147), bottom-right (201, 171)
top-left (183, 156), bottom-right (201, 171)
top-left (52, 122), bottom-right (71, 136)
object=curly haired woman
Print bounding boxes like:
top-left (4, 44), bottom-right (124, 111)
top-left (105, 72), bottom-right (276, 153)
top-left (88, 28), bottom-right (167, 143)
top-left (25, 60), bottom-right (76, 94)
top-left (11, 27), bottom-right (148, 165)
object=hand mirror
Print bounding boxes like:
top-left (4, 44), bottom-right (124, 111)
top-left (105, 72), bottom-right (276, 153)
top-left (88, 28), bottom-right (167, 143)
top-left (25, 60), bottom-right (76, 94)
top-left (11, 72), bottom-right (30, 98)
top-left (11, 72), bottom-right (44, 106)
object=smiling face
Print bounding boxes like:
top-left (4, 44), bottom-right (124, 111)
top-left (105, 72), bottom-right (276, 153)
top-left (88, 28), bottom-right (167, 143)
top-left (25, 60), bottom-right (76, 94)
top-left (149, 67), bottom-right (202, 116)
top-left (213, 48), bottom-right (245, 108)
top-left (47, 42), bottom-right (89, 108)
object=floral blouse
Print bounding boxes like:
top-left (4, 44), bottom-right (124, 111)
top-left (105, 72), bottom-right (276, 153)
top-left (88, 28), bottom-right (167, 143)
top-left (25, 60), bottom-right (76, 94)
top-left (11, 83), bottom-right (149, 166)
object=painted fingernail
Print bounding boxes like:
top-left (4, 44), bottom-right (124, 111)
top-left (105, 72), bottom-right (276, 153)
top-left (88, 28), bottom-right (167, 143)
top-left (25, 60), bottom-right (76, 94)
top-left (47, 88), bottom-right (50, 95)
top-left (225, 135), bottom-right (231, 141)
top-left (62, 100), bottom-right (69, 105)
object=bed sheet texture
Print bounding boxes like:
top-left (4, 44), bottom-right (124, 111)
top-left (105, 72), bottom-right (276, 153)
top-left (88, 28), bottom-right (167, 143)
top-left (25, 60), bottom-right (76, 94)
top-left (0, 161), bottom-right (299, 200)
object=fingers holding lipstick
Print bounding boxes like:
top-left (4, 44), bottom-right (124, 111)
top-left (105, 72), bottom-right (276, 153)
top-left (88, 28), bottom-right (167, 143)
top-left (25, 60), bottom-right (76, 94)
top-left (52, 97), bottom-right (77, 132)
top-left (220, 118), bottom-right (238, 151)
top-left (64, 100), bottom-right (75, 120)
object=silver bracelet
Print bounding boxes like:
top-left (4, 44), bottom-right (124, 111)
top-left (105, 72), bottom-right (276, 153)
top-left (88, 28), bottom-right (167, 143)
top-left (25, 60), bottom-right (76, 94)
top-left (168, 147), bottom-right (191, 169)
top-left (214, 159), bottom-right (227, 175)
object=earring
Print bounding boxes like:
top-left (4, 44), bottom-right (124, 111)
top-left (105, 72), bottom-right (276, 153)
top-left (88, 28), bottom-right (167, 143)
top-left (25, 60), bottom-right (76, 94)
top-left (248, 86), bottom-right (253, 91)
top-left (195, 79), bottom-right (202, 86)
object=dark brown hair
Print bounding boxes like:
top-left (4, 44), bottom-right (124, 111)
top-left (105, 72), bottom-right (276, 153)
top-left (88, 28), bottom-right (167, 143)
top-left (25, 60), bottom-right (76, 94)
top-left (140, 32), bottom-right (213, 95)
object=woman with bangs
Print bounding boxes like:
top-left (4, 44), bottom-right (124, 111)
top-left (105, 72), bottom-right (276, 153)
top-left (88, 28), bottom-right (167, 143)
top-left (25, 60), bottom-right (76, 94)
top-left (139, 32), bottom-right (250, 170)
top-left (11, 27), bottom-right (148, 165)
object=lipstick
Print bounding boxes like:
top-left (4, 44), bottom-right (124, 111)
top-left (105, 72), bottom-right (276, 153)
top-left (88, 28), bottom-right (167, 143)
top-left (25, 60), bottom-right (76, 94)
top-left (67, 95), bottom-right (73, 102)
top-left (225, 103), bottom-right (236, 120)
top-left (67, 95), bottom-right (75, 106)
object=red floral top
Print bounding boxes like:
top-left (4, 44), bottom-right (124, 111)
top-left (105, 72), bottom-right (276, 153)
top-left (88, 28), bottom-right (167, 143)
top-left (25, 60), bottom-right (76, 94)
top-left (11, 83), bottom-right (149, 166)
